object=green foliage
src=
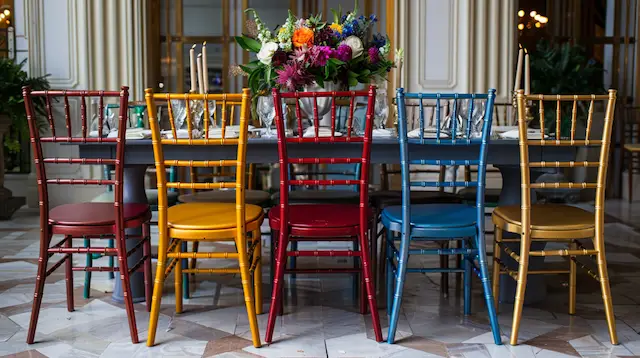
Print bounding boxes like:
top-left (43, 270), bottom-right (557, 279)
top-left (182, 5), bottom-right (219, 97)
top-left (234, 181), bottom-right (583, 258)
top-left (0, 58), bottom-right (50, 172)
top-left (530, 40), bottom-right (604, 137)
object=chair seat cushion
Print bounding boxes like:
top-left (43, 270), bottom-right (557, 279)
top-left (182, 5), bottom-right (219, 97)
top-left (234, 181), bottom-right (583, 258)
top-left (179, 189), bottom-right (271, 206)
top-left (457, 188), bottom-right (502, 204)
top-left (492, 204), bottom-right (594, 232)
top-left (49, 203), bottom-right (150, 226)
top-left (370, 190), bottom-right (461, 208)
top-left (271, 190), bottom-right (360, 204)
top-left (382, 203), bottom-right (478, 229)
top-left (168, 202), bottom-right (263, 231)
top-left (268, 204), bottom-right (364, 230)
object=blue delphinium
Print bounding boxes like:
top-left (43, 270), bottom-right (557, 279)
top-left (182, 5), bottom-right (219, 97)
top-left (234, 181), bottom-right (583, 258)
top-left (372, 33), bottom-right (386, 48)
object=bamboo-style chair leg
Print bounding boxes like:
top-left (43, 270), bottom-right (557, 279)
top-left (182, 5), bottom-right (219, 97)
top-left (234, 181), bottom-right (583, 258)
top-left (115, 230), bottom-right (139, 344)
top-left (568, 241), bottom-right (577, 315)
top-left (147, 234), bottom-right (169, 347)
top-left (108, 238), bottom-right (115, 279)
top-left (143, 223), bottom-right (153, 312)
top-left (492, 226), bottom-right (502, 311)
top-left (594, 236), bottom-right (618, 344)
top-left (174, 240), bottom-right (183, 314)
top-left (462, 239), bottom-right (471, 315)
top-left (509, 231), bottom-right (531, 346)
top-left (628, 151), bottom-right (634, 202)
top-left (27, 232), bottom-right (52, 344)
top-left (181, 241), bottom-right (189, 299)
top-left (253, 229), bottom-right (263, 315)
top-left (387, 229), bottom-right (408, 344)
top-left (386, 229), bottom-right (394, 317)
top-left (359, 227), bottom-right (382, 342)
top-left (440, 241), bottom-right (449, 297)
top-left (65, 235), bottom-right (74, 312)
top-left (265, 228), bottom-right (289, 344)
top-left (237, 230), bottom-right (261, 347)
top-left (83, 237), bottom-right (92, 299)
top-left (455, 239), bottom-right (462, 290)
top-left (475, 232), bottom-right (501, 345)
top-left (190, 241), bottom-right (199, 280)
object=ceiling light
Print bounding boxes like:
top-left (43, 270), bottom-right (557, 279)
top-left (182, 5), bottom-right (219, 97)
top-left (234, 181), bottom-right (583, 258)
top-left (535, 22), bottom-right (541, 28)
top-left (518, 10), bottom-right (525, 17)
top-left (518, 23), bottom-right (525, 30)
top-left (3, 9), bottom-right (9, 16)
top-left (530, 10), bottom-right (537, 17)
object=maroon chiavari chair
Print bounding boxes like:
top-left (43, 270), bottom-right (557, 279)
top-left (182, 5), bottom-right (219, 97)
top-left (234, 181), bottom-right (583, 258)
top-left (265, 85), bottom-right (383, 344)
top-left (22, 86), bottom-right (152, 344)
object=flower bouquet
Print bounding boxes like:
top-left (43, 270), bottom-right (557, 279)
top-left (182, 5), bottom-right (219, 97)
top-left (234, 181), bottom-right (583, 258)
top-left (234, 3), bottom-right (396, 94)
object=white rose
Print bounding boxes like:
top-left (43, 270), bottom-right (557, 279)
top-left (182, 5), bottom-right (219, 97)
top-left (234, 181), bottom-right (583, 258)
top-left (340, 36), bottom-right (364, 59)
top-left (257, 42), bottom-right (278, 66)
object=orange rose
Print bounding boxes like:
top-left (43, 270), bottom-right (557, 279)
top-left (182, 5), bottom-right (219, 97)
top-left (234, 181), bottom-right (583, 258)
top-left (292, 27), bottom-right (314, 48)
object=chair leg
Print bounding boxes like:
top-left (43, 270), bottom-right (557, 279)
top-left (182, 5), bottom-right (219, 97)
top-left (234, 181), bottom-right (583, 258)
top-left (462, 239), bottom-right (471, 316)
top-left (386, 230), bottom-right (394, 317)
top-left (65, 235), bottom-right (74, 312)
top-left (26, 231), bottom-right (52, 344)
top-left (440, 241), bottom-right (449, 297)
top-left (290, 240), bottom-right (297, 280)
top-left (83, 237), bottom-right (92, 299)
top-left (108, 238), bottom-right (115, 280)
top-left (359, 238), bottom-right (366, 315)
top-left (253, 228), bottom-right (263, 315)
top-left (378, 227), bottom-right (387, 295)
top-left (387, 229), bottom-right (408, 344)
top-left (370, 210), bottom-right (378, 294)
top-left (265, 228), bottom-right (289, 344)
top-left (594, 235), bottom-right (618, 344)
top-left (237, 229), bottom-right (261, 348)
top-left (509, 230), bottom-right (531, 346)
top-left (181, 241), bottom-right (189, 300)
top-left (475, 232), bottom-right (501, 345)
top-left (353, 239), bottom-right (360, 306)
top-left (492, 226), bottom-right (502, 312)
top-left (114, 229), bottom-right (139, 344)
top-left (190, 241), bottom-right (199, 281)
top-left (568, 241), bottom-right (577, 315)
top-left (147, 231), bottom-right (169, 347)
top-left (628, 151), bottom-right (633, 202)
top-left (175, 240), bottom-right (183, 314)
top-left (455, 239), bottom-right (462, 291)
top-left (359, 227), bottom-right (382, 342)
top-left (143, 222), bottom-right (152, 312)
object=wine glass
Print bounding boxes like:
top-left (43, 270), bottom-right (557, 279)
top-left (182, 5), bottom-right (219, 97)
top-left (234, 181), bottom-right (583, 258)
top-left (171, 99), bottom-right (186, 130)
top-left (257, 96), bottom-right (276, 138)
top-left (374, 90), bottom-right (389, 129)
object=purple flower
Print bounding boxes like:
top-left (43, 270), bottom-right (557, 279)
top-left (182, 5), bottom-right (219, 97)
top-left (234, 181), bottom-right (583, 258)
top-left (276, 61), bottom-right (313, 91)
top-left (334, 44), bottom-right (352, 62)
top-left (272, 50), bottom-right (288, 67)
top-left (368, 47), bottom-right (380, 64)
top-left (310, 45), bottom-right (331, 67)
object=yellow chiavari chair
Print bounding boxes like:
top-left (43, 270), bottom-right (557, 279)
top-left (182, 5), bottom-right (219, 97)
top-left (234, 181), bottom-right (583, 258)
top-left (145, 88), bottom-right (262, 348)
top-left (492, 90), bottom-right (618, 346)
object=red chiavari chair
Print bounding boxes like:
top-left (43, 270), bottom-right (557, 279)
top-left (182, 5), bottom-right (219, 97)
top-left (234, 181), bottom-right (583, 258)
top-left (265, 85), bottom-right (383, 344)
top-left (22, 86), bottom-right (152, 344)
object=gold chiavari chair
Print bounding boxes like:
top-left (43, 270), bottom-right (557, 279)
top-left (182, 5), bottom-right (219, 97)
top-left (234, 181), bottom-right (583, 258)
top-left (145, 88), bottom-right (263, 348)
top-left (492, 89), bottom-right (618, 346)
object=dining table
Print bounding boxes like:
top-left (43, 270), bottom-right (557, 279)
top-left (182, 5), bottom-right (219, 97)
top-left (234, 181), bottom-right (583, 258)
top-left (78, 136), bottom-right (576, 306)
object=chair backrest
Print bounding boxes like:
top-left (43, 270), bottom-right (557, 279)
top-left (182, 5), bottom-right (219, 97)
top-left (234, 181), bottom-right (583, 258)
top-left (22, 86), bottom-right (129, 227)
top-left (396, 88), bottom-right (496, 231)
top-left (515, 89), bottom-right (617, 231)
top-left (271, 85), bottom-right (376, 228)
top-left (145, 88), bottom-right (251, 231)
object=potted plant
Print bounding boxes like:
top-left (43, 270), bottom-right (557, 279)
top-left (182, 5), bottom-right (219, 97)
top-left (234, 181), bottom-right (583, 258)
top-left (0, 58), bottom-right (49, 219)
top-left (530, 40), bottom-right (605, 202)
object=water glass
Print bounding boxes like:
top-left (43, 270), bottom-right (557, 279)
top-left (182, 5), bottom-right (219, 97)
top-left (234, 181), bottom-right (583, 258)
top-left (257, 96), bottom-right (275, 138)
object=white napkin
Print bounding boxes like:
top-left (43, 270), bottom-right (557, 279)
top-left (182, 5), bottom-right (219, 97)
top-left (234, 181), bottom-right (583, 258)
top-left (99, 128), bottom-right (151, 140)
top-left (407, 128), bottom-right (451, 139)
top-left (372, 128), bottom-right (394, 137)
top-left (207, 128), bottom-right (239, 139)
top-left (303, 126), bottom-right (342, 137)
top-left (498, 129), bottom-right (548, 140)
top-left (162, 129), bottom-right (192, 139)
top-left (492, 126), bottom-right (518, 134)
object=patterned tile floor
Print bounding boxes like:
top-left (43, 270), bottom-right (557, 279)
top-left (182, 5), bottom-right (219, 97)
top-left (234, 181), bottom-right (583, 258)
top-left (0, 201), bottom-right (639, 357)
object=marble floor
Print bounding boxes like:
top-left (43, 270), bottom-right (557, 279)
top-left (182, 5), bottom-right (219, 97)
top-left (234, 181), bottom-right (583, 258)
top-left (0, 201), bottom-right (640, 357)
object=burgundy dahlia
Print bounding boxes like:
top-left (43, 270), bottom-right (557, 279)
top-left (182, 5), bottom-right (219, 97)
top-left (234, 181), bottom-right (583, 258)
top-left (272, 50), bottom-right (288, 67)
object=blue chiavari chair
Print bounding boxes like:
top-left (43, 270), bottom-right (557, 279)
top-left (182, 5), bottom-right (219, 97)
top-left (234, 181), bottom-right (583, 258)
top-left (382, 88), bottom-right (501, 344)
